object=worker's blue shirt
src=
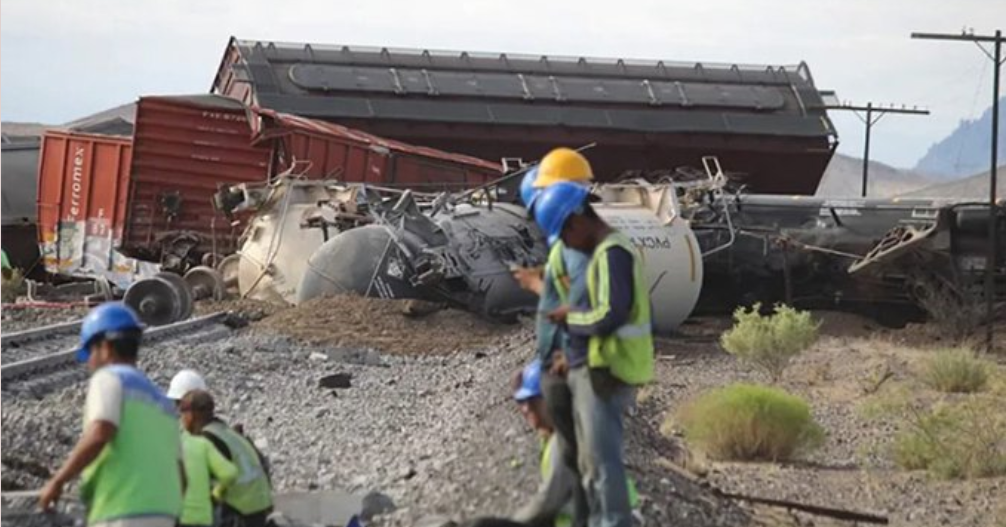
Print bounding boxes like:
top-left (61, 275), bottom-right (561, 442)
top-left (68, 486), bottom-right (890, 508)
top-left (536, 246), bottom-right (590, 366)
top-left (566, 246), bottom-right (636, 368)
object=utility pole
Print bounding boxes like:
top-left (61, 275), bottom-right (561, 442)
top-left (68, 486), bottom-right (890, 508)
top-left (825, 102), bottom-right (929, 197)
top-left (912, 29), bottom-right (1003, 353)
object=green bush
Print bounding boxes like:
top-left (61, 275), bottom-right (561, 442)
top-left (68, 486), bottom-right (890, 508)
top-left (923, 348), bottom-right (990, 393)
top-left (720, 303), bottom-right (821, 381)
top-left (678, 383), bottom-right (825, 462)
top-left (1, 268), bottom-right (24, 304)
top-left (894, 400), bottom-right (1006, 479)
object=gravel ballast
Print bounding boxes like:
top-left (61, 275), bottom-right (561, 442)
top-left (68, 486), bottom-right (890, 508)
top-left (1, 298), bottom-right (749, 527)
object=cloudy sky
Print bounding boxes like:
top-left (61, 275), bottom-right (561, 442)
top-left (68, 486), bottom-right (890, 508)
top-left (1, 0), bottom-right (1003, 169)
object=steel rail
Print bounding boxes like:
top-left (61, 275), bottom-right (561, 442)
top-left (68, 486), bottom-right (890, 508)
top-left (1, 312), bottom-right (228, 383)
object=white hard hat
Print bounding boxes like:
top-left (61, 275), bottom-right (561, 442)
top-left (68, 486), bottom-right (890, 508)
top-left (167, 369), bottom-right (208, 400)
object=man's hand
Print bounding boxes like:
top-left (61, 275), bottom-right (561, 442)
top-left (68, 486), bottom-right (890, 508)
top-left (39, 478), bottom-right (64, 511)
top-left (39, 420), bottom-right (117, 512)
top-left (547, 305), bottom-right (570, 324)
top-left (549, 353), bottom-right (569, 377)
top-left (511, 266), bottom-right (544, 295)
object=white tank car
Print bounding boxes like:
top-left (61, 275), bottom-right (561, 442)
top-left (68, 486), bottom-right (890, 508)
top-left (590, 181), bottom-right (704, 334)
top-left (231, 178), bottom-right (365, 304)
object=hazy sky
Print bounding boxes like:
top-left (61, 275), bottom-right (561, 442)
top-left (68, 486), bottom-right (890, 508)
top-left (1, 0), bottom-right (1003, 169)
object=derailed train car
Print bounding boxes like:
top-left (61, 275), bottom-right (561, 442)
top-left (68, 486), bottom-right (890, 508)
top-left (34, 96), bottom-right (504, 287)
top-left (252, 159), bottom-right (1004, 332)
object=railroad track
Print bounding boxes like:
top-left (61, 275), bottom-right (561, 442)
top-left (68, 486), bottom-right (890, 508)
top-left (1, 320), bottom-right (84, 364)
top-left (1, 312), bottom-right (230, 394)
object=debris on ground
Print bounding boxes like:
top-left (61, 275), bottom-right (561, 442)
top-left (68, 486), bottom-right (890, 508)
top-left (255, 295), bottom-right (516, 355)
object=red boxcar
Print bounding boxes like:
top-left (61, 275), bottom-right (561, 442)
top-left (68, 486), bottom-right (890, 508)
top-left (251, 108), bottom-right (502, 191)
top-left (36, 131), bottom-right (148, 284)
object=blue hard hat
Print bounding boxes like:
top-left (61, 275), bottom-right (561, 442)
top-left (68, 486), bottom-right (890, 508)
top-left (76, 302), bottom-right (143, 362)
top-left (533, 181), bottom-right (591, 246)
top-left (514, 358), bottom-right (543, 402)
top-left (519, 167), bottom-right (541, 210)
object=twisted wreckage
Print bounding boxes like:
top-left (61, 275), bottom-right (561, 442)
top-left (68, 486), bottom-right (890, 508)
top-left (187, 157), bottom-right (1003, 333)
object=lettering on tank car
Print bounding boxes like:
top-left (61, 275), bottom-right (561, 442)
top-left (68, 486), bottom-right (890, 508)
top-left (630, 236), bottom-right (672, 250)
top-left (69, 146), bottom-right (86, 220)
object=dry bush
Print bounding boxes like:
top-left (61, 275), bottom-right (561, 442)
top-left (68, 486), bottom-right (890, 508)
top-left (1, 268), bottom-right (25, 303)
top-left (912, 272), bottom-right (985, 343)
top-left (719, 303), bottom-right (821, 382)
top-left (894, 398), bottom-right (1006, 479)
top-left (923, 348), bottom-right (990, 393)
top-left (677, 383), bottom-right (824, 462)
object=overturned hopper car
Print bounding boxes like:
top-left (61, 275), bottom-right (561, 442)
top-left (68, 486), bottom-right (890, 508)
top-left (213, 38), bottom-right (838, 194)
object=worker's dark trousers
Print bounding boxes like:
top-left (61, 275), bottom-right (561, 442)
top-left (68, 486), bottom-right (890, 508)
top-left (541, 371), bottom-right (589, 527)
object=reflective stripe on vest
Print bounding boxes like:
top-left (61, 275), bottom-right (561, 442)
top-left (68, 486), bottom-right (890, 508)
top-left (576, 232), bottom-right (655, 385)
top-left (203, 422), bottom-right (273, 515)
top-left (81, 365), bottom-right (183, 524)
top-left (546, 242), bottom-right (569, 304)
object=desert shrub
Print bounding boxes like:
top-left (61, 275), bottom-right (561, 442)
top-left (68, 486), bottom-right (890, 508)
top-left (677, 383), bottom-right (824, 462)
top-left (720, 303), bottom-right (821, 381)
top-left (923, 348), bottom-right (990, 393)
top-left (1, 268), bottom-right (24, 303)
top-left (893, 399), bottom-right (1006, 479)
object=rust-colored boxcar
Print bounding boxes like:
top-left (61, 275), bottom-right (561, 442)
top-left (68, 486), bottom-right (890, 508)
top-left (251, 109), bottom-right (502, 190)
top-left (125, 95), bottom-right (271, 262)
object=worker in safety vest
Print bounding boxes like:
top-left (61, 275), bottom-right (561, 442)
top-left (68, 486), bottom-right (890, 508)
top-left (202, 404), bottom-right (273, 527)
top-left (174, 390), bottom-right (239, 527)
top-left (166, 369), bottom-right (274, 527)
top-left (40, 302), bottom-right (185, 527)
top-left (511, 148), bottom-right (599, 526)
top-left (534, 181), bottom-right (654, 527)
top-left (511, 359), bottom-right (639, 527)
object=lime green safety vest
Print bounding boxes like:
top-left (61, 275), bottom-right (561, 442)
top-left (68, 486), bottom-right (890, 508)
top-left (540, 436), bottom-right (639, 527)
top-left (567, 232), bottom-right (655, 385)
top-left (80, 365), bottom-right (183, 525)
top-left (181, 431), bottom-right (239, 526)
top-left (203, 422), bottom-right (273, 515)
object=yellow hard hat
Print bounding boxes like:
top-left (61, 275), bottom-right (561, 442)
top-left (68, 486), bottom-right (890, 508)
top-left (532, 147), bottom-right (594, 188)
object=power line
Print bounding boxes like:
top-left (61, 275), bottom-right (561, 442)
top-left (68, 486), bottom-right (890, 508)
top-left (912, 29), bottom-right (1004, 353)
top-left (825, 102), bottom-right (930, 197)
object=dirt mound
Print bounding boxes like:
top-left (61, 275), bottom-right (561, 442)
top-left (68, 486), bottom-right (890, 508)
top-left (255, 295), bottom-right (516, 355)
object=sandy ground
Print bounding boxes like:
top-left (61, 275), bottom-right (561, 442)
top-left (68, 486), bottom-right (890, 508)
top-left (3, 301), bottom-right (1005, 527)
top-left (644, 313), bottom-right (1006, 527)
